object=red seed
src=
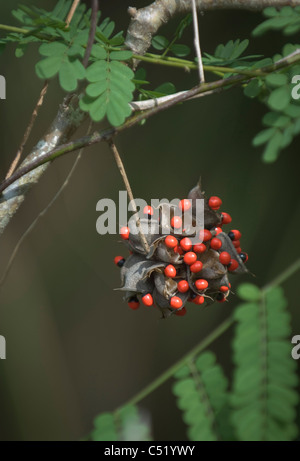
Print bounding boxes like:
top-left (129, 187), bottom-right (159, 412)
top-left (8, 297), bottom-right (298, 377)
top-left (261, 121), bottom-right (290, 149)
top-left (221, 212), bottom-right (232, 224)
top-left (210, 237), bottom-right (222, 250)
top-left (228, 259), bottom-right (239, 272)
top-left (180, 237), bottom-right (192, 252)
top-left (128, 297), bottom-right (140, 310)
top-left (183, 252), bottom-right (197, 265)
top-left (236, 247), bottom-right (242, 254)
top-left (195, 279), bottom-right (208, 290)
top-left (190, 261), bottom-right (203, 273)
top-left (177, 280), bottom-right (189, 293)
top-left (165, 235), bottom-right (178, 248)
top-left (214, 227), bottom-right (222, 235)
top-left (114, 256), bottom-right (125, 267)
top-left (171, 216), bottom-right (182, 229)
top-left (175, 307), bottom-right (187, 316)
top-left (228, 229), bottom-right (242, 241)
top-left (193, 295), bottom-right (205, 305)
top-left (217, 294), bottom-right (226, 303)
top-left (233, 240), bottom-right (240, 248)
top-left (142, 293), bottom-right (153, 306)
top-left (179, 199), bottom-right (191, 211)
top-left (219, 251), bottom-right (231, 265)
top-left (170, 296), bottom-right (183, 309)
top-left (208, 196), bottom-right (222, 210)
top-left (193, 243), bottom-right (206, 253)
top-left (120, 226), bottom-right (130, 240)
top-left (174, 245), bottom-right (184, 255)
top-left (199, 229), bottom-right (212, 242)
top-left (143, 205), bottom-right (153, 216)
top-left (220, 286), bottom-right (229, 293)
top-left (240, 252), bottom-right (248, 263)
top-left (164, 264), bottom-right (176, 278)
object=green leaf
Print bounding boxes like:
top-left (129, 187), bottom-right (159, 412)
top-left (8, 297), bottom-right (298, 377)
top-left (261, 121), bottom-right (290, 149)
top-left (110, 50), bottom-right (133, 61)
top-left (237, 283), bottom-right (261, 301)
top-left (265, 73), bottom-right (289, 88)
top-left (263, 112), bottom-right (290, 128)
top-left (39, 42), bottom-right (68, 56)
top-left (231, 285), bottom-right (298, 441)
top-left (170, 44), bottom-right (190, 57)
top-left (244, 79), bottom-right (262, 98)
top-left (81, 59), bottom-right (134, 126)
top-left (152, 35), bottom-right (169, 50)
top-left (35, 55), bottom-right (62, 79)
top-left (252, 128), bottom-right (276, 146)
top-left (173, 352), bottom-right (231, 441)
top-left (59, 60), bottom-right (79, 91)
top-left (154, 82), bottom-right (176, 95)
top-left (91, 44), bottom-right (107, 60)
top-left (262, 131), bottom-right (283, 162)
top-left (267, 86), bottom-right (291, 111)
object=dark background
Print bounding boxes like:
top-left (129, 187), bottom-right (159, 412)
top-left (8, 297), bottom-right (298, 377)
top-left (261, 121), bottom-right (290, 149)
top-left (0, 0), bottom-right (299, 441)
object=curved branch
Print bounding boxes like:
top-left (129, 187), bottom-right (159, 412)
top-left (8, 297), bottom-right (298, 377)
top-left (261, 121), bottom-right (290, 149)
top-left (125, 0), bottom-right (300, 56)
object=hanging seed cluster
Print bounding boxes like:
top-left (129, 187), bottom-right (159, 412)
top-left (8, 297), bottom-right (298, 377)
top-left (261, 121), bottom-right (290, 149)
top-left (114, 182), bottom-right (248, 318)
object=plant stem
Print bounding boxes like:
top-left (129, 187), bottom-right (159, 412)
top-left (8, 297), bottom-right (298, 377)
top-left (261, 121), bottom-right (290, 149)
top-left (0, 24), bottom-right (28, 34)
top-left (108, 141), bottom-right (150, 254)
top-left (192, 0), bottom-right (205, 82)
top-left (134, 52), bottom-right (267, 77)
top-left (117, 316), bottom-right (234, 410)
top-left (262, 258), bottom-right (300, 293)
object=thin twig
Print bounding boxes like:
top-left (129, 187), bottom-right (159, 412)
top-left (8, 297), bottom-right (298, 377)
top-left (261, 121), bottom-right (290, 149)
top-left (130, 87), bottom-right (220, 111)
top-left (5, 81), bottom-right (49, 179)
top-left (83, 0), bottom-right (98, 68)
top-left (66, 0), bottom-right (81, 26)
top-left (117, 315), bottom-right (234, 410)
top-left (108, 140), bottom-right (150, 254)
top-left (0, 122), bottom-right (93, 288)
top-left (191, 0), bottom-right (204, 83)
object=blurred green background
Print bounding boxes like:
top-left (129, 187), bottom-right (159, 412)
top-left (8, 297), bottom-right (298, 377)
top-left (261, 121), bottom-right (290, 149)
top-left (0, 0), bottom-right (299, 441)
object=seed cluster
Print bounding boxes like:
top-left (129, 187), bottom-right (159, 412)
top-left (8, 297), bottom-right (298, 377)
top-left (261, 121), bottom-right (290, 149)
top-left (114, 182), bottom-right (248, 318)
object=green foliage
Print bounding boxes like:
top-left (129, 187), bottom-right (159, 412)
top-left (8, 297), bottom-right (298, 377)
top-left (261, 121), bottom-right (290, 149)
top-left (245, 43), bottom-right (300, 163)
top-left (80, 57), bottom-right (134, 126)
top-left (151, 13), bottom-right (192, 57)
top-left (231, 284), bottom-right (299, 441)
top-left (0, 1), bottom-right (134, 126)
top-left (253, 6), bottom-right (300, 37)
top-left (91, 405), bottom-right (152, 441)
top-left (173, 352), bottom-right (231, 441)
top-left (203, 39), bottom-right (262, 68)
top-left (36, 41), bottom-right (85, 91)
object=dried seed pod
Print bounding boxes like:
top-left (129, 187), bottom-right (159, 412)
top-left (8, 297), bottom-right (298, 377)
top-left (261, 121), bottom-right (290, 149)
top-left (114, 180), bottom-right (249, 318)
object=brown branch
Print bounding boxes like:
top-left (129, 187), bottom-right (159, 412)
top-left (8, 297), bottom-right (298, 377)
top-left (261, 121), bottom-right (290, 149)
top-left (66, 0), bottom-right (81, 26)
top-left (125, 0), bottom-right (300, 56)
top-left (5, 81), bottom-right (49, 179)
top-left (82, 0), bottom-right (98, 68)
